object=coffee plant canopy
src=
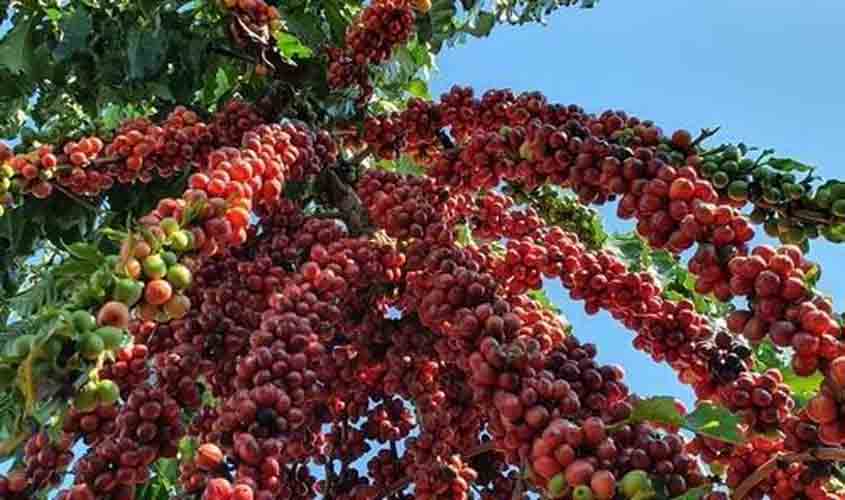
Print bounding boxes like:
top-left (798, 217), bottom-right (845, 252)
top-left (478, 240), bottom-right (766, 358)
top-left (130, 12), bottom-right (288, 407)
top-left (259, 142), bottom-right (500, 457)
top-left (2, 1), bottom-right (845, 500)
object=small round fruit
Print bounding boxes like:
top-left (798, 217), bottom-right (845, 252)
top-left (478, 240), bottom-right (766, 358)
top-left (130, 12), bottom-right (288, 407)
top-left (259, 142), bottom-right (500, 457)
top-left (123, 257), bottom-right (142, 279)
top-left (170, 230), bottom-right (192, 252)
top-left (74, 386), bottom-right (98, 412)
top-left (832, 199), bottom-right (845, 218)
top-left (97, 301), bottom-right (130, 329)
top-left (711, 171), bottom-right (730, 189)
top-left (621, 470), bottom-right (651, 498)
top-left (590, 470), bottom-right (616, 500)
top-left (572, 485), bottom-right (594, 500)
top-left (565, 460), bottom-right (595, 487)
top-left (196, 443), bottom-right (225, 472)
top-left (80, 332), bottom-right (105, 360)
top-left (96, 380), bottom-right (121, 405)
top-left (232, 484), bottom-right (254, 500)
top-left (145, 279), bottom-right (173, 306)
top-left (94, 326), bottom-right (126, 351)
top-left (167, 264), bottom-right (192, 289)
top-left (9, 334), bottom-right (34, 358)
top-left (142, 254), bottom-right (167, 280)
top-left (670, 129), bottom-right (692, 150)
top-left (160, 217), bottom-right (180, 237)
top-left (204, 478), bottom-right (234, 500)
top-left (113, 278), bottom-right (144, 306)
top-left (413, 0), bottom-right (432, 13)
top-left (161, 251), bottom-right (178, 267)
top-left (164, 294), bottom-right (191, 320)
top-left (547, 473), bottom-right (567, 499)
top-left (72, 310), bottom-right (97, 332)
top-left (727, 180), bottom-right (749, 202)
top-left (784, 182), bottom-right (805, 200)
top-left (828, 356), bottom-right (845, 388)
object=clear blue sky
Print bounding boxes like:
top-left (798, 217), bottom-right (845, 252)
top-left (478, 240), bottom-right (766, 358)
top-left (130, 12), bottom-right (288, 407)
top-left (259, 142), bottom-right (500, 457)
top-left (431, 0), bottom-right (845, 406)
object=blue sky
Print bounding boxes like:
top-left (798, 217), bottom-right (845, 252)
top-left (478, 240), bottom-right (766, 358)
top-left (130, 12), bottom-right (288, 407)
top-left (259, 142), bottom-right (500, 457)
top-left (431, 0), bottom-right (845, 406)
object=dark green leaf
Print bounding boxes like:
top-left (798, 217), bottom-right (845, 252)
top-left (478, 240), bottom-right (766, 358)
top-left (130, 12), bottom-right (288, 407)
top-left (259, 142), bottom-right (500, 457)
top-left (127, 26), bottom-right (169, 80)
top-left (685, 403), bottom-right (742, 444)
top-left (53, 7), bottom-right (93, 62)
top-left (0, 15), bottom-right (36, 75)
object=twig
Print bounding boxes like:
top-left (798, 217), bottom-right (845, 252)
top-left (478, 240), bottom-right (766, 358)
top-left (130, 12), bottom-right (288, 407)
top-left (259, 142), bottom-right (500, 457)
top-left (211, 45), bottom-right (259, 65)
top-left (735, 447), bottom-right (845, 499)
top-left (91, 155), bottom-right (122, 167)
top-left (753, 200), bottom-right (834, 225)
top-left (691, 126), bottom-right (721, 148)
top-left (52, 184), bottom-right (100, 212)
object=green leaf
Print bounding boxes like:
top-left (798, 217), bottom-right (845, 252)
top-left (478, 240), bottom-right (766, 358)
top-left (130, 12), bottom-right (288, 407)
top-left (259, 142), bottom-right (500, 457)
top-left (456, 223), bottom-right (475, 247)
top-left (628, 396), bottom-right (685, 427)
top-left (0, 15), bottom-right (36, 75)
top-left (607, 233), bottom-right (649, 271)
top-left (804, 264), bottom-right (821, 288)
top-left (64, 242), bottom-right (103, 264)
top-left (754, 340), bottom-right (822, 406)
top-left (783, 369), bottom-right (823, 407)
top-left (375, 156), bottom-right (425, 176)
top-left (685, 403), bottom-right (742, 444)
top-left (127, 25), bottom-right (169, 80)
top-left (465, 11), bottom-right (496, 37)
top-left (53, 7), bottom-right (93, 62)
top-left (767, 157), bottom-right (815, 173)
top-left (203, 66), bottom-right (235, 108)
top-left (527, 289), bottom-right (562, 316)
top-left (407, 78), bottom-right (430, 99)
top-left (625, 397), bottom-right (742, 444)
top-left (276, 32), bottom-right (313, 62)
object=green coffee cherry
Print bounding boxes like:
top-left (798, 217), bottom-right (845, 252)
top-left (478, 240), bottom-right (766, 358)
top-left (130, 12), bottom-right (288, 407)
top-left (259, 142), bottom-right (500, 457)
top-left (96, 380), bottom-right (121, 405)
top-left (712, 171), bottom-right (731, 189)
top-left (572, 486), bottom-right (593, 500)
top-left (832, 199), bottom-right (845, 218)
top-left (9, 334), bottom-right (35, 358)
top-left (72, 310), bottom-right (97, 332)
top-left (113, 278), bottom-right (144, 306)
top-left (80, 332), bottom-right (105, 360)
top-left (74, 386), bottom-right (99, 412)
top-left (94, 326), bottom-right (125, 351)
top-left (727, 180), bottom-right (749, 202)
top-left (621, 470), bottom-right (651, 498)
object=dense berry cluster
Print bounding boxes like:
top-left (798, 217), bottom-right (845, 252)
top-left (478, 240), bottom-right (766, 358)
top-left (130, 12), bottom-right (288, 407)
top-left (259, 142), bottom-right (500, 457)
top-left (12, 70), bottom-right (845, 500)
top-left (355, 87), bottom-right (845, 497)
top-left (327, 0), bottom-right (416, 105)
top-left (0, 102), bottom-right (268, 208)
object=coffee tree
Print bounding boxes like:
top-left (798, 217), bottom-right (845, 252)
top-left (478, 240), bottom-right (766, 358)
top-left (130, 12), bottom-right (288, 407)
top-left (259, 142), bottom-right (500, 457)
top-left (1, 1), bottom-right (844, 499)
